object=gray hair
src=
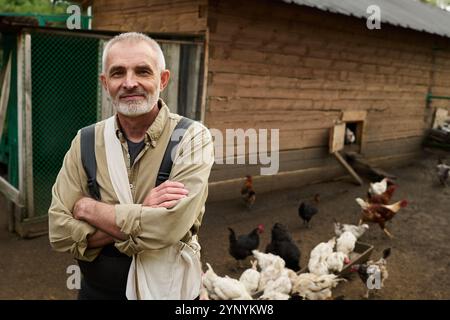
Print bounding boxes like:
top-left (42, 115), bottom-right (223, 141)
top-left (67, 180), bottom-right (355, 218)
top-left (102, 32), bottom-right (166, 73)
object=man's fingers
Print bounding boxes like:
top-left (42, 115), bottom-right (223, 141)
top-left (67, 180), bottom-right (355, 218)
top-left (158, 193), bottom-right (187, 203)
top-left (142, 194), bottom-right (187, 207)
top-left (154, 187), bottom-right (189, 198)
top-left (142, 180), bottom-right (188, 207)
top-left (155, 180), bottom-right (185, 191)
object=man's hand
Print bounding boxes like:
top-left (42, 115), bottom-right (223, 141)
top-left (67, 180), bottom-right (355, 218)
top-left (73, 197), bottom-right (97, 221)
top-left (142, 180), bottom-right (188, 208)
top-left (87, 229), bottom-right (116, 248)
top-left (73, 197), bottom-right (127, 241)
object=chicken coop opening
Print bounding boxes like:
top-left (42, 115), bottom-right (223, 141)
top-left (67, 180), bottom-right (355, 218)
top-left (344, 122), bottom-right (363, 153)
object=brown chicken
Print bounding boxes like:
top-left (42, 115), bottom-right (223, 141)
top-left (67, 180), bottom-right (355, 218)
top-left (241, 175), bottom-right (256, 209)
top-left (367, 184), bottom-right (397, 205)
top-left (355, 198), bottom-right (408, 238)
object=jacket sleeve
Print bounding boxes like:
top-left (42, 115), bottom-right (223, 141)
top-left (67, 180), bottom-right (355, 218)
top-left (48, 133), bottom-right (102, 261)
top-left (113, 123), bottom-right (214, 255)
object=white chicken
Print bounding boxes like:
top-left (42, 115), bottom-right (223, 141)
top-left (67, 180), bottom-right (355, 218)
top-left (258, 258), bottom-right (288, 291)
top-left (308, 238), bottom-right (336, 276)
top-left (239, 260), bottom-right (260, 295)
top-left (198, 285), bottom-right (209, 300)
top-left (199, 279), bottom-right (210, 300)
top-left (336, 231), bottom-right (357, 257)
top-left (291, 273), bottom-right (344, 300)
top-left (325, 252), bottom-right (350, 273)
top-left (251, 250), bottom-right (285, 271)
top-left (345, 127), bottom-right (356, 144)
top-left (259, 291), bottom-right (291, 300)
top-left (334, 221), bottom-right (369, 239)
top-left (263, 274), bottom-right (292, 296)
top-left (368, 178), bottom-right (389, 195)
top-left (203, 263), bottom-right (252, 300)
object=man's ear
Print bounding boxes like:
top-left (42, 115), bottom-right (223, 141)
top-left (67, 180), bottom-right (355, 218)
top-left (160, 70), bottom-right (170, 91)
top-left (100, 74), bottom-right (108, 90)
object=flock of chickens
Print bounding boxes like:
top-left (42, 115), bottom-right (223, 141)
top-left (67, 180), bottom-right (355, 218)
top-left (200, 176), bottom-right (411, 300)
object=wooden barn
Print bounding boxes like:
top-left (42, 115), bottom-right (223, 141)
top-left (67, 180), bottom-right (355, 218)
top-left (25, 0), bottom-right (450, 203)
top-left (71, 0), bottom-right (450, 201)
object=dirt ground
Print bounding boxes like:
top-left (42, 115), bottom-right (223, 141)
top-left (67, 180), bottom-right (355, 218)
top-left (0, 148), bottom-right (449, 300)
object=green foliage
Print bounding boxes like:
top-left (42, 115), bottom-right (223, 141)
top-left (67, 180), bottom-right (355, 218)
top-left (0, 0), bottom-right (71, 15)
top-left (420, 0), bottom-right (450, 9)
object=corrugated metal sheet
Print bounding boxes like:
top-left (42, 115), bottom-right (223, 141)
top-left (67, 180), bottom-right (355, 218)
top-left (282, 0), bottom-right (450, 38)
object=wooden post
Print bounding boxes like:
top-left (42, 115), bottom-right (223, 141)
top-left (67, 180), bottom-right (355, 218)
top-left (333, 151), bottom-right (363, 185)
top-left (0, 53), bottom-right (11, 139)
top-left (24, 33), bottom-right (35, 218)
top-left (160, 42), bottom-right (180, 114)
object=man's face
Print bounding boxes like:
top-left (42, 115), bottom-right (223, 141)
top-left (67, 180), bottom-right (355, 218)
top-left (101, 41), bottom-right (169, 117)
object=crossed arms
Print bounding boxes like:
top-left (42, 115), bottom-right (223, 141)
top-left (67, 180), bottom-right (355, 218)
top-left (48, 123), bottom-right (214, 261)
top-left (73, 181), bottom-right (189, 248)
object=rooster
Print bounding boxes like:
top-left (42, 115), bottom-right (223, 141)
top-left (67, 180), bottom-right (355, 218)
top-left (241, 175), bottom-right (256, 209)
top-left (351, 248), bottom-right (391, 299)
top-left (437, 159), bottom-right (450, 186)
top-left (298, 194), bottom-right (320, 228)
top-left (228, 225), bottom-right (264, 269)
top-left (367, 184), bottom-right (397, 205)
top-left (356, 198), bottom-right (408, 238)
top-left (265, 223), bottom-right (301, 272)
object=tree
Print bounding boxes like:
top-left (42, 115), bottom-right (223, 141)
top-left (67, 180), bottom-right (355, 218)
top-left (420, 0), bottom-right (450, 10)
top-left (0, 0), bottom-right (71, 15)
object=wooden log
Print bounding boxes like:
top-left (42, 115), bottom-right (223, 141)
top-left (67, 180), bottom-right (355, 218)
top-left (0, 175), bottom-right (22, 206)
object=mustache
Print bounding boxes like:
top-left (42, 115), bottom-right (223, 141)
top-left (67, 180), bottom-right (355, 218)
top-left (117, 88), bottom-right (148, 98)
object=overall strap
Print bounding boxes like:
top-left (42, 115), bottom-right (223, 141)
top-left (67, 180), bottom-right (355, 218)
top-left (80, 124), bottom-right (101, 201)
top-left (156, 117), bottom-right (194, 187)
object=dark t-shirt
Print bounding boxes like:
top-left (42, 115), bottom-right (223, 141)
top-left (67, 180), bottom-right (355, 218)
top-left (126, 138), bottom-right (145, 166)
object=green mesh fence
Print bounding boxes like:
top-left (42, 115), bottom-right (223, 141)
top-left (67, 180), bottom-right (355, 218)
top-left (31, 32), bottom-right (100, 218)
top-left (0, 33), bottom-right (19, 188)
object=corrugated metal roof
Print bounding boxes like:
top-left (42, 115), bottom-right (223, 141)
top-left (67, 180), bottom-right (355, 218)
top-left (282, 0), bottom-right (450, 38)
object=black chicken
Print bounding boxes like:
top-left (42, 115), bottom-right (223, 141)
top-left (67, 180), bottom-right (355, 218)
top-left (298, 194), bottom-right (320, 228)
top-left (265, 223), bottom-right (301, 272)
top-left (228, 224), bottom-right (264, 269)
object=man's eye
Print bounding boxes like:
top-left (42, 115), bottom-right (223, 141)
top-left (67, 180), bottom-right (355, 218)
top-left (138, 70), bottom-right (151, 75)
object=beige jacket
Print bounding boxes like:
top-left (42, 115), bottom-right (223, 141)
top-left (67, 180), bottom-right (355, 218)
top-left (48, 100), bottom-right (214, 261)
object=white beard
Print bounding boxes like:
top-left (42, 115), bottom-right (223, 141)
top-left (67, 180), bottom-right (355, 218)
top-left (110, 88), bottom-right (160, 117)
